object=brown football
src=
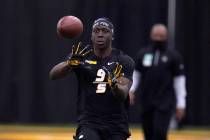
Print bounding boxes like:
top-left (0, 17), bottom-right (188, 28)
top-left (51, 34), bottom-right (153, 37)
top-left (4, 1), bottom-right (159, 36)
top-left (57, 16), bottom-right (83, 38)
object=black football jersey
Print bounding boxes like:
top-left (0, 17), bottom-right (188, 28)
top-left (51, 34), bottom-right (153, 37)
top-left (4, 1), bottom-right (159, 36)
top-left (73, 48), bottom-right (134, 135)
top-left (135, 46), bottom-right (185, 111)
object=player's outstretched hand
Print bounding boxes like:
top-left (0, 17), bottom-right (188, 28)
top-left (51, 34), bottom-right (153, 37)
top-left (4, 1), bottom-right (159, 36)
top-left (67, 42), bottom-right (92, 67)
top-left (103, 63), bottom-right (124, 89)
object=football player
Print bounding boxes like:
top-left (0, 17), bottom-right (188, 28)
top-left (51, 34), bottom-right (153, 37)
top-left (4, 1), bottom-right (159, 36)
top-left (49, 17), bottom-right (134, 140)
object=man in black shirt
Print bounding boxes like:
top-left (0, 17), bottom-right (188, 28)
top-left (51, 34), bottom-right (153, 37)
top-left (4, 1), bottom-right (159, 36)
top-left (129, 24), bottom-right (187, 140)
top-left (50, 17), bottom-right (134, 140)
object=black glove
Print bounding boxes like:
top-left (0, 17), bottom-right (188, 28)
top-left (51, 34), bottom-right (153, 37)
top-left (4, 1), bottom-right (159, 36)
top-left (67, 42), bottom-right (92, 67)
top-left (102, 63), bottom-right (124, 88)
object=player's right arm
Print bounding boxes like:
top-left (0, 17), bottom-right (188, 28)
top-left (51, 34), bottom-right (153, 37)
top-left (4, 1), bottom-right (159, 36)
top-left (49, 42), bottom-right (92, 80)
top-left (49, 61), bottom-right (72, 80)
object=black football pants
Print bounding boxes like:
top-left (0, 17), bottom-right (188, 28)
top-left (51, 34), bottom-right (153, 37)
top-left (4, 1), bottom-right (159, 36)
top-left (141, 108), bottom-right (173, 140)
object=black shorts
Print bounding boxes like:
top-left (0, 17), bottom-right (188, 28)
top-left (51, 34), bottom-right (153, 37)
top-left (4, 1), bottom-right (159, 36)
top-left (73, 126), bottom-right (128, 140)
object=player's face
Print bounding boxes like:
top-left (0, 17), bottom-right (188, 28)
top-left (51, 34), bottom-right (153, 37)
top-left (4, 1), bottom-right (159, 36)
top-left (91, 26), bottom-right (113, 49)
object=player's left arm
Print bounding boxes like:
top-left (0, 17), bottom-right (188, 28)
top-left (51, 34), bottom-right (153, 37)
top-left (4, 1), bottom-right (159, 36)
top-left (111, 55), bottom-right (135, 101)
top-left (112, 76), bottom-right (133, 102)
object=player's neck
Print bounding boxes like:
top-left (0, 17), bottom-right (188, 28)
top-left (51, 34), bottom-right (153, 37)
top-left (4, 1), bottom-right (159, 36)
top-left (94, 46), bottom-right (112, 58)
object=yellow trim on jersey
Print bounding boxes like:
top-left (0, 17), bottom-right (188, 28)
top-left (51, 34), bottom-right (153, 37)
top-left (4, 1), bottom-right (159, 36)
top-left (85, 60), bottom-right (97, 64)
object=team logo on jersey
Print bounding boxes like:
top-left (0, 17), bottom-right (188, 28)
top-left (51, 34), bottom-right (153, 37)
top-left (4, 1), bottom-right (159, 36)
top-left (107, 62), bottom-right (117, 65)
top-left (78, 134), bottom-right (84, 139)
top-left (85, 60), bottom-right (97, 64)
top-left (143, 54), bottom-right (153, 67)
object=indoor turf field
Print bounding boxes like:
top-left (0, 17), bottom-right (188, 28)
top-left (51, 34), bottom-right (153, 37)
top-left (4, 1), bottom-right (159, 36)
top-left (0, 125), bottom-right (209, 140)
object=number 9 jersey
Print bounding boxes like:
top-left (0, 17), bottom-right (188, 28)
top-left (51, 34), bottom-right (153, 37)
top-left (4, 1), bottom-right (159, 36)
top-left (72, 47), bottom-right (134, 137)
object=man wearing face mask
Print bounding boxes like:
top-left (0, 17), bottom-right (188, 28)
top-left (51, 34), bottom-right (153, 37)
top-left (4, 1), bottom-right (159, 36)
top-left (129, 24), bottom-right (187, 140)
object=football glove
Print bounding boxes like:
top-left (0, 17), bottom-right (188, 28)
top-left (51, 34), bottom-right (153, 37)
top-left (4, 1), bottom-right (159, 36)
top-left (67, 42), bottom-right (92, 67)
top-left (102, 63), bottom-right (124, 88)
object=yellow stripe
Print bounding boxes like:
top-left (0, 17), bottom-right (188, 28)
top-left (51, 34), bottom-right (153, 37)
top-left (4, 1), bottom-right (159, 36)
top-left (75, 42), bottom-right (81, 54)
top-left (85, 60), bottom-right (97, 64)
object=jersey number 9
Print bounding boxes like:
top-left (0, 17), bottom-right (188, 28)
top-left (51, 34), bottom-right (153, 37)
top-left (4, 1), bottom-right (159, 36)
top-left (95, 69), bottom-right (107, 93)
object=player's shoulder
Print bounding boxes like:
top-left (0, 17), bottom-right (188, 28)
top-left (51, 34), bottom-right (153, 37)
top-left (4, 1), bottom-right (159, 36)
top-left (112, 48), bottom-right (134, 62)
top-left (120, 53), bottom-right (134, 62)
top-left (112, 48), bottom-right (135, 69)
top-left (112, 48), bottom-right (124, 55)
top-left (119, 55), bottom-right (135, 67)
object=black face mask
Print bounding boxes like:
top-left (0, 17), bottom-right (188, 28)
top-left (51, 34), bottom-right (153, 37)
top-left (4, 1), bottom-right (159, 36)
top-left (152, 40), bottom-right (166, 50)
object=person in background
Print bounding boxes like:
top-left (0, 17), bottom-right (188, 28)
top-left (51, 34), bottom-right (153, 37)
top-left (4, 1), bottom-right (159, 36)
top-left (129, 24), bottom-right (187, 140)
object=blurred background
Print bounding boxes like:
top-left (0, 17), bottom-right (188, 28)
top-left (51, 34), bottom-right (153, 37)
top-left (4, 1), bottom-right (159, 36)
top-left (0, 0), bottom-right (210, 130)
